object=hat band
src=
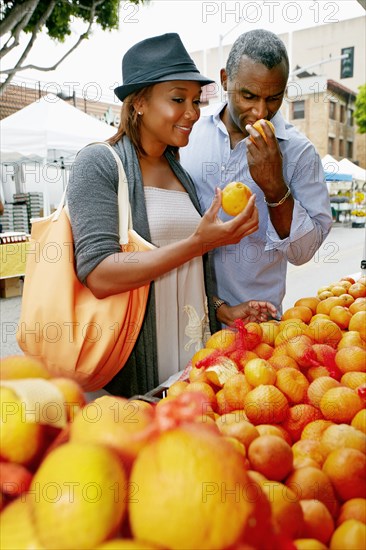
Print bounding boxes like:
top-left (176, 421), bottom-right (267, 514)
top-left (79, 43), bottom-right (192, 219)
top-left (123, 62), bottom-right (200, 86)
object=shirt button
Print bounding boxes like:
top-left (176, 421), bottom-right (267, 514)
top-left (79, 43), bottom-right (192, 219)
top-left (221, 166), bottom-right (225, 171)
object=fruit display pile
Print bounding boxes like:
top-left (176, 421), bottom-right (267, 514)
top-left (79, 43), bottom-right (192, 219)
top-left (1, 275), bottom-right (366, 550)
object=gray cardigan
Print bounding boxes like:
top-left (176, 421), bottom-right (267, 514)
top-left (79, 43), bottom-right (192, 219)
top-left (67, 136), bottom-right (219, 397)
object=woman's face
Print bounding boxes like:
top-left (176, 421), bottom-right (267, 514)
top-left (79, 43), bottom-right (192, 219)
top-left (136, 80), bottom-right (202, 153)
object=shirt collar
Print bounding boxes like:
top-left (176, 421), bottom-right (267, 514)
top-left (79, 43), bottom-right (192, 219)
top-left (271, 111), bottom-right (289, 141)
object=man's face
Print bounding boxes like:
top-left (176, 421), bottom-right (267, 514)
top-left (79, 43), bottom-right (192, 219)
top-left (221, 55), bottom-right (288, 138)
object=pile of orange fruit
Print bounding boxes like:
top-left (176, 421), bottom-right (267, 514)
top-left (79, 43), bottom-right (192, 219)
top-left (0, 274), bottom-right (365, 550)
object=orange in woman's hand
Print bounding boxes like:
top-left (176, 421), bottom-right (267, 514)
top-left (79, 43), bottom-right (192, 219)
top-left (251, 119), bottom-right (275, 143)
top-left (221, 181), bottom-right (253, 216)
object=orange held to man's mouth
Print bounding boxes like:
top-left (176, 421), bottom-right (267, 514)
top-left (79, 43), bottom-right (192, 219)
top-left (250, 119), bottom-right (275, 143)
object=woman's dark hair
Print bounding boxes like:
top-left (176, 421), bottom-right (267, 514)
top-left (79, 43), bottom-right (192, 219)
top-left (226, 29), bottom-right (289, 79)
top-left (108, 87), bottom-right (152, 156)
top-left (108, 86), bottom-right (178, 158)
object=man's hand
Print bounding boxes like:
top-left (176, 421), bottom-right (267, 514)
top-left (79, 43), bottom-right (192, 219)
top-left (217, 300), bottom-right (278, 327)
top-left (245, 121), bottom-right (294, 239)
top-left (245, 122), bottom-right (287, 203)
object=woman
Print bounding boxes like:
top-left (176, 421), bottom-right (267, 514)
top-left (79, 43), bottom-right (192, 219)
top-left (67, 33), bottom-right (276, 397)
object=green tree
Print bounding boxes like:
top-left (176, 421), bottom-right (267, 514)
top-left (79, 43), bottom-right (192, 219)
top-left (0, 0), bottom-right (147, 92)
top-left (354, 83), bottom-right (366, 134)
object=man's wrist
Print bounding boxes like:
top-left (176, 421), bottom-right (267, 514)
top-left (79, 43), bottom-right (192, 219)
top-left (264, 186), bottom-right (291, 208)
top-left (213, 298), bottom-right (227, 312)
top-left (262, 180), bottom-right (289, 203)
top-left (214, 301), bottom-right (234, 326)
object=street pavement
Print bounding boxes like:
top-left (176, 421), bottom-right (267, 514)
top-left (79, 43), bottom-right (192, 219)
top-left (282, 224), bottom-right (365, 310)
top-left (1, 224), bottom-right (365, 359)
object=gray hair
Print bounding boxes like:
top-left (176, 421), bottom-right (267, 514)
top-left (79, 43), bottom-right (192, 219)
top-left (226, 29), bottom-right (289, 79)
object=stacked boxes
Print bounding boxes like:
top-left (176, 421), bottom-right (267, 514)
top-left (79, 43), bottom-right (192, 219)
top-left (0, 203), bottom-right (14, 232)
top-left (12, 203), bottom-right (29, 233)
top-left (27, 192), bottom-right (43, 220)
top-left (7, 192), bottom-right (44, 233)
top-left (0, 192), bottom-right (44, 234)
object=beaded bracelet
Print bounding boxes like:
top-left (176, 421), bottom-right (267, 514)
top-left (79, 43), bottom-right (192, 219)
top-left (213, 298), bottom-right (227, 311)
top-left (264, 186), bottom-right (291, 208)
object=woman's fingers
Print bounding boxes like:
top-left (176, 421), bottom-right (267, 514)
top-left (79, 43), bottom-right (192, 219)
top-left (198, 189), bottom-right (259, 248)
top-left (207, 189), bottom-right (257, 225)
top-left (205, 187), bottom-right (222, 220)
top-left (236, 199), bottom-right (259, 237)
top-left (234, 195), bottom-right (258, 225)
top-left (242, 193), bottom-right (256, 215)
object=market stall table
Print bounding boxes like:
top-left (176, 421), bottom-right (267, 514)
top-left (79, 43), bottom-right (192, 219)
top-left (330, 201), bottom-right (352, 223)
top-left (0, 240), bottom-right (30, 297)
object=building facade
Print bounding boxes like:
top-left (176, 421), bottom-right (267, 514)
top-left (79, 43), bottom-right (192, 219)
top-left (1, 16), bottom-right (365, 166)
top-left (286, 77), bottom-right (364, 163)
top-left (0, 83), bottom-right (121, 126)
top-left (190, 15), bottom-right (366, 167)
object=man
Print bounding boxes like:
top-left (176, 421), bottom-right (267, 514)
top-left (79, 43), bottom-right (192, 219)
top-left (180, 29), bottom-right (332, 324)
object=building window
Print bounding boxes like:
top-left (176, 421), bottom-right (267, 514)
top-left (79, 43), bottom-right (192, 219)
top-left (293, 100), bottom-right (305, 119)
top-left (347, 141), bottom-right (353, 159)
top-left (328, 137), bottom-right (335, 155)
top-left (329, 101), bottom-right (337, 120)
top-left (339, 139), bottom-right (344, 157)
top-left (340, 105), bottom-right (346, 123)
top-left (347, 109), bottom-right (354, 126)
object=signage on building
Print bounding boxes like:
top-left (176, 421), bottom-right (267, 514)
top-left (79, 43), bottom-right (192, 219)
top-left (340, 47), bottom-right (355, 79)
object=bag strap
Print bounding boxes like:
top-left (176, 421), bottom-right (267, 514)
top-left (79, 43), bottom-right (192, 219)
top-left (53, 141), bottom-right (131, 246)
top-left (92, 142), bottom-right (132, 245)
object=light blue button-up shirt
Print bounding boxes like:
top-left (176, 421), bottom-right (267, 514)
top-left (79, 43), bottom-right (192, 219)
top-left (180, 102), bottom-right (333, 313)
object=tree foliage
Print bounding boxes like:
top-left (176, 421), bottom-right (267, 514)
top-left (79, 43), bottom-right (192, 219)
top-left (354, 83), bottom-right (366, 134)
top-left (0, 0), bottom-right (147, 92)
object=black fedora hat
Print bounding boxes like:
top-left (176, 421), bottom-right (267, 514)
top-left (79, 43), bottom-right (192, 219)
top-left (114, 33), bottom-right (215, 101)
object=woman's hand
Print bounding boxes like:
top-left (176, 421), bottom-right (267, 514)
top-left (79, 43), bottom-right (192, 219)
top-left (192, 188), bottom-right (259, 253)
top-left (87, 189), bottom-right (258, 297)
top-left (217, 300), bottom-right (278, 327)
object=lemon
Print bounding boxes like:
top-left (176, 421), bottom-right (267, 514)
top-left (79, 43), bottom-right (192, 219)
top-left (95, 540), bottom-right (161, 549)
top-left (0, 497), bottom-right (44, 550)
top-left (205, 328), bottom-right (237, 350)
top-left (0, 355), bottom-right (51, 380)
top-left (0, 385), bottom-right (44, 465)
top-left (221, 181), bottom-right (252, 216)
top-left (30, 442), bottom-right (127, 550)
top-left (129, 423), bottom-right (257, 549)
top-left (69, 395), bottom-right (153, 467)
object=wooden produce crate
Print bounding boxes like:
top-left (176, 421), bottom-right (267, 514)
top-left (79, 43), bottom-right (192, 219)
top-left (0, 276), bottom-right (22, 298)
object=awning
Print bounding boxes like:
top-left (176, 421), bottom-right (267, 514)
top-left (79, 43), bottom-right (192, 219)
top-left (322, 154), bottom-right (352, 182)
top-left (324, 172), bottom-right (353, 181)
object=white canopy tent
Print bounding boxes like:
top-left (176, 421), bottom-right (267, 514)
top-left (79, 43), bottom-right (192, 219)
top-left (321, 154), bottom-right (340, 169)
top-left (338, 158), bottom-right (366, 184)
top-left (0, 93), bottom-right (116, 163)
top-left (321, 155), bottom-right (365, 185)
top-left (321, 154), bottom-right (352, 180)
top-left (321, 154), bottom-right (353, 195)
top-left (0, 94), bottom-right (116, 215)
